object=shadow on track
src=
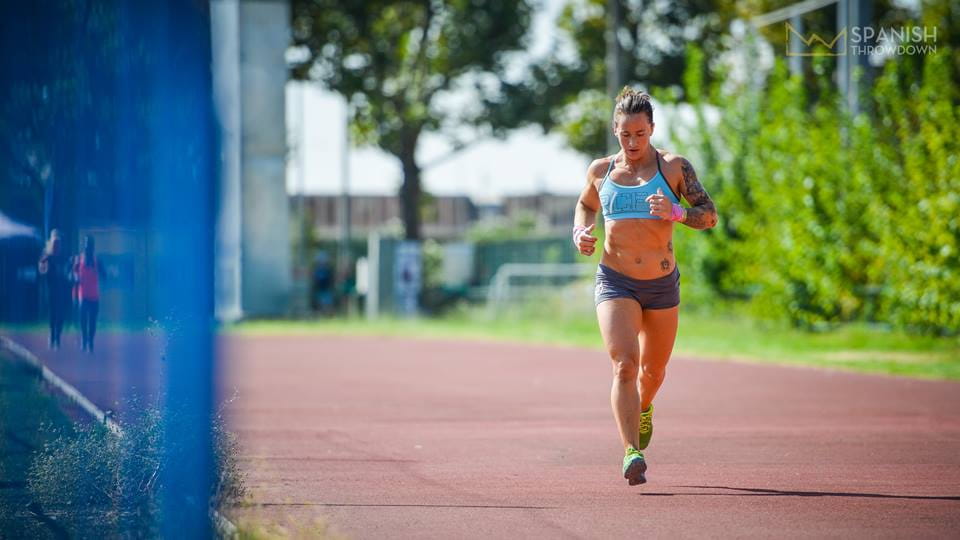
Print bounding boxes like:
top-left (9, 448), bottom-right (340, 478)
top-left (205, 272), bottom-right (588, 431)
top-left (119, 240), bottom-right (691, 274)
top-left (638, 486), bottom-right (960, 501)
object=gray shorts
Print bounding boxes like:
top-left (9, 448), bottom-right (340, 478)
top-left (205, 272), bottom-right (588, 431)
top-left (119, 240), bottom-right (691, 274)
top-left (595, 264), bottom-right (680, 309)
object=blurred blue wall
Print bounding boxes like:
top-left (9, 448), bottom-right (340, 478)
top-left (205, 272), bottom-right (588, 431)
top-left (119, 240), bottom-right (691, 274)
top-left (0, 1), bottom-right (218, 535)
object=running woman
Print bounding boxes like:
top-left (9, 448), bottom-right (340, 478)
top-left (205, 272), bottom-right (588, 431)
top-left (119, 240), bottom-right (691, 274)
top-left (572, 87), bottom-right (718, 485)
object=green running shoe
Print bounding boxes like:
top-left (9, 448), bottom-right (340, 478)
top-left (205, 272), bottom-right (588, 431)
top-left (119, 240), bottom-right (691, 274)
top-left (637, 404), bottom-right (654, 450)
top-left (622, 447), bottom-right (647, 486)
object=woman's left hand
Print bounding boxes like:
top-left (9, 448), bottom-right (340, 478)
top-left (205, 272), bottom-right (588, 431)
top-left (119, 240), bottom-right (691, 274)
top-left (645, 188), bottom-right (672, 220)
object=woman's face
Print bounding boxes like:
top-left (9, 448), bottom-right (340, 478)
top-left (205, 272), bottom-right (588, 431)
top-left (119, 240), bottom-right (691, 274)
top-left (614, 113), bottom-right (654, 159)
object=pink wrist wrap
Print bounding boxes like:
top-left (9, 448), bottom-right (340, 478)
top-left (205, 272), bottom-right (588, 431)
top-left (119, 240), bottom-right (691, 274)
top-left (669, 204), bottom-right (686, 222)
top-left (572, 226), bottom-right (587, 247)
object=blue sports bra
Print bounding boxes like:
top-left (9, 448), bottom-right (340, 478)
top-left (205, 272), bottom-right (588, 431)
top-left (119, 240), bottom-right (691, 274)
top-left (598, 151), bottom-right (680, 221)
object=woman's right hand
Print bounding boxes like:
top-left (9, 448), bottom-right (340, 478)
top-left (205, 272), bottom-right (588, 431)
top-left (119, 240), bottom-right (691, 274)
top-left (573, 224), bottom-right (598, 256)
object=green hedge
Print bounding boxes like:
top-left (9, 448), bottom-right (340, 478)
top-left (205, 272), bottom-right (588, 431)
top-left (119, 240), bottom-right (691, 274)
top-left (669, 40), bottom-right (959, 335)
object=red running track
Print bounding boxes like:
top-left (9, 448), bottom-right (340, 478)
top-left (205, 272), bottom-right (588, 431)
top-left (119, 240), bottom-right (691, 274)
top-left (221, 335), bottom-right (960, 538)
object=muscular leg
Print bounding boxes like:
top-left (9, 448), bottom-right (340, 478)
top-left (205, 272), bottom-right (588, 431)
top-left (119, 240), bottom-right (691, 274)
top-left (638, 306), bottom-right (679, 412)
top-left (596, 298), bottom-right (644, 451)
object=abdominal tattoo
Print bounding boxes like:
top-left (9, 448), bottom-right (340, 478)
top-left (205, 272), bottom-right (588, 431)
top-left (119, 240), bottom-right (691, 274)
top-left (660, 258), bottom-right (670, 272)
top-left (634, 257), bottom-right (642, 264)
top-left (667, 241), bottom-right (673, 252)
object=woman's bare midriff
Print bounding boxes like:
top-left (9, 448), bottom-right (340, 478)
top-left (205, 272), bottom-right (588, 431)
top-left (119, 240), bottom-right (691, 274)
top-left (600, 218), bottom-right (675, 280)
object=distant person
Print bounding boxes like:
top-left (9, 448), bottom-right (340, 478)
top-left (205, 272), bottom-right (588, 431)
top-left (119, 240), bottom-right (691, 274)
top-left (338, 256), bottom-right (357, 314)
top-left (572, 87), bottom-right (718, 485)
top-left (73, 235), bottom-right (104, 352)
top-left (311, 252), bottom-right (334, 315)
top-left (38, 229), bottom-right (70, 349)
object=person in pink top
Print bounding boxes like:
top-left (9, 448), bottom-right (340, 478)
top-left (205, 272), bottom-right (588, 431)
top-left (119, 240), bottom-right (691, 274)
top-left (73, 235), bottom-right (105, 353)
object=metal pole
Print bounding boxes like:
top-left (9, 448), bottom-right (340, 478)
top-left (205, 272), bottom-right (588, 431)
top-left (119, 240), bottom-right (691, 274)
top-left (847, 0), bottom-right (858, 114)
top-left (847, 0), bottom-right (871, 116)
top-left (605, 0), bottom-right (623, 154)
top-left (788, 15), bottom-right (804, 76)
top-left (298, 83), bottom-right (307, 278)
top-left (339, 99), bottom-right (351, 286)
top-left (836, 0), bottom-right (850, 112)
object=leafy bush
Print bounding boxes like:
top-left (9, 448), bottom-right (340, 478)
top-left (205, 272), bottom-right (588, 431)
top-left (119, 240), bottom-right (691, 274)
top-left (667, 26), bottom-right (958, 334)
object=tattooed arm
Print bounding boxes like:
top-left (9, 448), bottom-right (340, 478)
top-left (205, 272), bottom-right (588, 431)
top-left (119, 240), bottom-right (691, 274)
top-left (677, 157), bottom-right (718, 230)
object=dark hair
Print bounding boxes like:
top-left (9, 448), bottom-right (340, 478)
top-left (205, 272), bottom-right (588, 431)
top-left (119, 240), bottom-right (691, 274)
top-left (613, 86), bottom-right (654, 125)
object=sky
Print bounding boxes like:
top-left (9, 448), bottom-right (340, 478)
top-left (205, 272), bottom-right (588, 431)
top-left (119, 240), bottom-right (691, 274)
top-left (285, 0), bottom-right (595, 203)
top-left (285, 85), bottom-right (592, 203)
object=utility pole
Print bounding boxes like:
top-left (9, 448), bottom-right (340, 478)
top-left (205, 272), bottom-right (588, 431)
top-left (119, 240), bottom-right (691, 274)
top-left (836, 0), bottom-right (851, 112)
top-left (298, 83), bottom-right (307, 278)
top-left (339, 99), bottom-right (352, 288)
top-left (788, 14), bottom-right (804, 76)
top-left (605, 0), bottom-right (623, 154)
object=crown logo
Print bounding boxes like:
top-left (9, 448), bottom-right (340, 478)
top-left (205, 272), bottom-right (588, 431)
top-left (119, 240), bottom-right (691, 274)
top-left (786, 23), bottom-right (847, 56)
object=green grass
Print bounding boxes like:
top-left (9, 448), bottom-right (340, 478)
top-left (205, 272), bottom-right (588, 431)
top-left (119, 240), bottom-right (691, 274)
top-left (0, 352), bottom-right (76, 538)
top-left (228, 305), bottom-right (960, 381)
top-left (670, 313), bottom-right (960, 380)
top-left (232, 514), bottom-right (343, 540)
top-left (0, 350), bottom-right (247, 537)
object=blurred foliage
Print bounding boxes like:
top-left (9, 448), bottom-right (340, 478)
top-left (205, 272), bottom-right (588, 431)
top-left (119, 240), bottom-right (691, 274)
top-left (0, 357), bottom-right (75, 538)
top-left (421, 238), bottom-right (444, 290)
top-left (1, 357), bottom-right (245, 537)
top-left (0, 1), bottom-right (154, 234)
top-left (494, 0), bottom-right (955, 159)
top-left (483, 0), bottom-right (739, 157)
top-left (417, 237), bottom-right (459, 314)
top-left (465, 210), bottom-right (541, 242)
top-left (667, 4), bottom-right (959, 335)
top-left (290, 0), bottom-right (534, 239)
top-left (741, 0), bottom-right (946, 64)
top-left (24, 402), bottom-right (245, 537)
top-left (736, 1), bottom-right (870, 40)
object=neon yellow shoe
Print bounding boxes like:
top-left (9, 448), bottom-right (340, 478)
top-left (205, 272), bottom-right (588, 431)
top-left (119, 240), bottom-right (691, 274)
top-left (638, 404), bottom-right (654, 450)
top-left (622, 447), bottom-right (647, 485)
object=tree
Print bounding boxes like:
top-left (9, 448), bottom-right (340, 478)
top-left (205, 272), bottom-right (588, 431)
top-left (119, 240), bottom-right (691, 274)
top-left (480, 0), bottom-right (737, 158)
top-left (0, 1), bottom-right (88, 229)
top-left (290, 0), bottom-right (534, 240)
top-left (0, 1), bottom-right (152, 236)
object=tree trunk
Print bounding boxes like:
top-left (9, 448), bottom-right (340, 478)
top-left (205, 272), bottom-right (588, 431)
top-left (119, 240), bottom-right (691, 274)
top-left (398, 131), bottom-right (422, 240)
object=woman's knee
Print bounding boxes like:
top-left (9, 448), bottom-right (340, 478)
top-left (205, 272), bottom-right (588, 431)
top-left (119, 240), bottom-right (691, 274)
top-left (610, 353), bottom-right (640, 382)
top-left (641, 365), bottom-right (667, 385)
